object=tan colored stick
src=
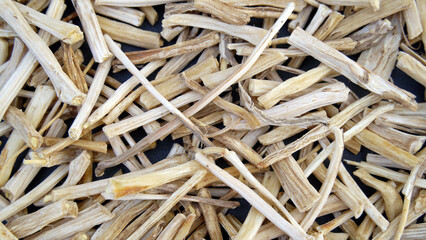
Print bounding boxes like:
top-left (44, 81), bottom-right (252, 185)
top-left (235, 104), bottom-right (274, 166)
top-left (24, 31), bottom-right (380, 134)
top-left (103, 192), bottom-right (239, 208)
top-left (28, 203), bottom-right (115, 240)
top-left (403, 0), bottom-right (423, 40)
top-left (357, 15), bottom-right (401, 81)
top-left (157, 213), bottom-right (187, 240)
top-left (367, 123), bottom-right (425, 154)
top-left (46, 156), bottom-right (187, 202)
top-left (93, 4), bottom-right (145, 27)
top-left (220, 0), bottom-right (306, 12)
top-left (346, 161), bottom-right (426, 188)
top-left (269, 143), bottom-right (320, 212)
top-left (0, 38), bottom-right (26, 89)
top-left (13, 1), bottom-right (83, 44)
top-left (6, 200), bottom-right (78, 238)
top-left (347, 120), bottom-right (420, 168)
top-left (69, 57), bottom-right (112, 140)
top-left (418, 0), bottom-right (426, 53)
top-left (288, 4), bottom-right (313, 30)
top-left (96, 2), bottom-right (295, 172)
top-left (72, 0), bottom-right (111, 62)
top-left (194, 0), bottom-right (250, 25)
top-left (173, 213), bottom-right (196, 240)
top-left (396, 51), bottom-right (426, 87)
top-left (0, 86), bottom-right (56, 187)
top-left (343, 19), bottom-right (393, 56)
top-left (91, 200), bottom-right (152, 240)
top-left (103, 91), bottom-right (203, 138)
top-left (354, 169), bottom-right (402, 221)
top-left (97, 15), bottom-right (162, 49)
top-left (218, 213), bottom-right (238, 238)
top-left (316, 0), bottom-right (372, 9)
top-left (105, 160), bottom-right (202, 198)
top-left (198, 188), bottom-right (222, 240)
top-left (289, 9), bottom-right (343, 68)
top-left (300, 127), bottom-right (344, 230)
top-left (95, 0), bottom-right (180, 6)
top-left (196, 163), bottom-right (267, 190)
top-left (0, 165), bottom-right (68, 221)
top-left (195, 152), bottom-right (312, 240)
top-left (85, 60), bottom-right (165, 128)
top-left (114, 31), bottom-right (220, 68)
top-left (328, 0), bottom-right (411, 39)
top-left (59, 151), bottom-right (92, 188)
top-left (138, 56), bottom-right (218, 110)
top-left (104, 34), bottom-right (212, 148)
top-left (0, 38), bottom-right (8, 66)
top-left (0, 0), bottom-right (86, 106)
top-left (127, 169), bottom-right (208, 240)
top-left (0, 223), bottom-right (17, 240)
top-left (288, 27), bottom-right (417, 110)
top-left (163, 14), bottom-right (268, 45)
top-left (4, 106), bottom-right (43, 150)
top-left (235, 172), bottom-right (280, 240)
top-left (43, 137), bottom-right (107, 153)
top-left (258, 64), bottom-right (333, 108)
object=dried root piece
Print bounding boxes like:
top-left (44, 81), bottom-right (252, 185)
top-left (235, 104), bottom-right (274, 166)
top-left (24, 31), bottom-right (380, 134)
top-left (91, 201), bottom-right (152, 240)
top-left (163, 14), bottom-right (268, 45)
top-left (288, 27), bottom-right (417, 110)
top-left (198, 188), bottom-right (222, 240)
top-left (6, 200), bottom-right (78, 238)
top-left (126, 169), bottom-right (208, 240)
top-left (343, 19), bottom-right (393, 55)
top-left (27, 203), bottom-right (115, 240)
top-left (114, 31), bottom-right (220, 68)
top-left (396, 51), bottom-right (426, 87)
top-left (105, 160), bottom-right (202, 198)
top-left (4, 106), bottom-right (43, 151)
top-left (258, 64), bottom-right (334, 109)
top-left (0, 165), bottom-right (68, 221)
top-left (194, 0), bottom-right (250, 25)
top-left (1, 1), bottom-right (423, 238)
top-left (0, 223), bottom-right (17, 240)
top-left (195, 152), bottom-right (312, 240)
top-left (97, 15), bottom-right (162, 49)
top-left (93, 4), bottom-right (145, 27)
top-left (328, 0), bottom-right (411, 39)
top-left (268, 143), bottom-right (320, 212)
top-left (69, 57), bottom-right (112, 140)
top-left (13, 1), bottom-right (83, 44)
top-left (99, 3), bottom-right (295, 169)
top-left (72, 0), bottom-right (112, 62)
top-left (0, 0), bottom-right (86, 106)
top-left (354, 168), bottom-right (403, 221)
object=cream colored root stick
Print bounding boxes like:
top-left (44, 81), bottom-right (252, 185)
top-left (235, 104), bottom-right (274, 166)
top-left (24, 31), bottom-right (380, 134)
top-left (69, 57), bottom-right (113, 140)
top-left (72, 0), bottom-right (112, 62)
top-left (0, 0), bottom-right (86, 106)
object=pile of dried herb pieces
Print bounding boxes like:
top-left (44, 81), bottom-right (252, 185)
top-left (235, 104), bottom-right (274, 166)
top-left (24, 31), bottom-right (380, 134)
top-left (0, 0), bottom-right (425, 239)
